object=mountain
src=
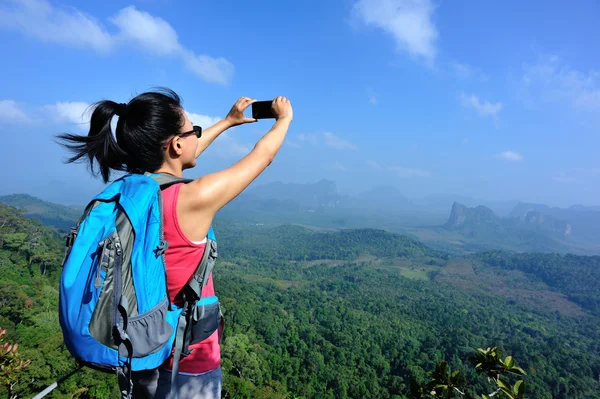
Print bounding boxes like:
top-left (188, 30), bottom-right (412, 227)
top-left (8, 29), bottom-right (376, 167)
top-left (350, 185), bottom-right (412, 211)
top-left (441, 202), bottom-right (570, 253)
top-left (243, 179), bottom-right (347, 209)
top-left (510, 202), bottom-right (600, 242)
top-left (0, 193), bottom-right (81, 232)
top-left (444, 202), bottom-right (501, 231)
top-left (414, 194), bottom-right (519, 217)
top-left (522, 211), bottom-right (571, 237)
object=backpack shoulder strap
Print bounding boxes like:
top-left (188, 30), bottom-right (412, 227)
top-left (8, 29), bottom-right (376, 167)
top-left (170, 237), bottom-right (218, 399)
top-left (143, 172), bottom-right (193, 190)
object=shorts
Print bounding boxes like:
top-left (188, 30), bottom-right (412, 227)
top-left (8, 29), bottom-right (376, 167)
top-left (130, 366), bottom-right (222, 399)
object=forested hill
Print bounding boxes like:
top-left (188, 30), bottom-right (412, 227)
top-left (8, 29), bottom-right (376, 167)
top-left (0, 193), bottom-right (81, 232)
top-left (472, 251), bottom-right (600, 316)
top-left (217, 224), bottom-right (437, 261)
top-left (1, 204), bottom-right (599, 398)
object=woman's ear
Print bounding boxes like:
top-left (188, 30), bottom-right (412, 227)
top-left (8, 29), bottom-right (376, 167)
top-left (171, 137), bottom-right (184, 155)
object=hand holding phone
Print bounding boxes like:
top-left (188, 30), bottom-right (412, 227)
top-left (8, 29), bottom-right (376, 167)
top-left (252, 97), bottom-right (293, 121)
top-left (251, 101), bottom-right (275, 120)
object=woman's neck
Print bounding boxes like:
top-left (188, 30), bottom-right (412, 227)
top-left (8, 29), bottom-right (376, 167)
top-left (153, 164), bottom-right (183, 178)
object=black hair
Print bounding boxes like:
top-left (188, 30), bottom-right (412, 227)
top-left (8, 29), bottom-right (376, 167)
top-left (55, 88), bottom-right (185, 183)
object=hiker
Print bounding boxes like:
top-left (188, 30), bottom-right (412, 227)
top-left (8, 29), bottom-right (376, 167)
top-left (57, 89), bottom-right (293, 398)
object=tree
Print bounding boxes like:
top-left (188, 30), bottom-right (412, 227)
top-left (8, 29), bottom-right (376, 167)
top-left (411, 347), bottom-right (526, 399)
top-left (0, 328), bottom-right (31, 399)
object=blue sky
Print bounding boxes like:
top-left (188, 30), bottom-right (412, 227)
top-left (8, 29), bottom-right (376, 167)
top-left (0, 0), bottom-right (599, 207)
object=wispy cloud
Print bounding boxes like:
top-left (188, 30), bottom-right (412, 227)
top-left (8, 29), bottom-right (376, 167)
top-left (0, 100), bottom-right (30, 123)
top-left (366, 160), bottom-right (382, 169)
top-left (0, 0), bottom-right (233, 84)
top-left (495, 151), bottom-right (523, 162)
top-left (186, 112), bottom-right (251, 158)
top-left (44, 101), bottom-right (91, 129)
top-left (367, 87), bottom-right (377, 104)
top-left (186, 112), bottom-right (221, 129)
top-left (352, 0), bottom-right (437, 63)
top-left (552, 175), bottom-right (577, 184)
top-left (331, 162), bottom-right (347, 171)
top-left (388, 165), bottom-right (431, 178)
top-left (0, 0), bottom-right (112, 51)
top-left (323, 132), bottom-right (357, 150)
top-left (452, 62), bottom-right (489, 82)
top-left (111, 6), bottom-right (233, 84)
top-left (295, 133), bottom-right (319, 146)
top-left (290, 132), bottom-right (357, 150)
top-left (552, 168), bottom-right (600, 184)
top-left (522, 54), bottom-right (600, 111)
top-left (459, 92), bottom-right (503, 126)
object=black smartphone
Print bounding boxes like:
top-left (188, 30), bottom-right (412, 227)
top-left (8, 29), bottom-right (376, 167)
top-left (252, 100), bottom-right (275, 119)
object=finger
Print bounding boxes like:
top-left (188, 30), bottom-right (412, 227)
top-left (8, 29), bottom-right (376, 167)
top-left (242, 99), bottom-right (256, 110)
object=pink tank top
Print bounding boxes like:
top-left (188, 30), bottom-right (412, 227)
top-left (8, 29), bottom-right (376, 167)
top-left (160, 183), bottom-right (220, 374)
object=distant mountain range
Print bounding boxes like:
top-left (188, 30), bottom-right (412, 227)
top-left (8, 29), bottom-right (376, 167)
top-left (231, 180), bottom-right (600, 255)
top-left (445, 202), bottom-right (571, 238)
top-left (440, 201), bottom-right (600, 255)
top-left (3, 179), bottom-right (599, 255)
top-left (0, 194), bottom-right (81, 232)
top-left (509, 202), bottom-right (600, 242)
top-left (234, 180), bottom-right (519, 217)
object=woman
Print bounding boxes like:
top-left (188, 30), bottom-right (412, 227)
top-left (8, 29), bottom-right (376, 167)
top-left (57, 88), bottom-right (293, 398)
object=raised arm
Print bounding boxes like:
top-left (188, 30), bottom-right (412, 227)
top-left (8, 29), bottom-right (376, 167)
top-left (182, 96), bottom-right (293, 221)
top-left (194, 97), bottom-right (258, 158)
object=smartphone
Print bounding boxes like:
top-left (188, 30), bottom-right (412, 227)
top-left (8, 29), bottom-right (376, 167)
top-left (252, 101), bottom-right (275, 119)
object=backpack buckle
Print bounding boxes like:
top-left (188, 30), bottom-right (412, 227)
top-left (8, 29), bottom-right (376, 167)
top-left (154, 240), bottom-right (168, 257)
top-left (65, 227), bottom-right (78, 248)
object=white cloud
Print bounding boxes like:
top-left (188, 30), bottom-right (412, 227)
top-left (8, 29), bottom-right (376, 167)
top-left (323, 132), bottom-right (357, 150)
top-left (186, 112), bottom-right (221, 128)
top-left (44, 101), bottom-right (91, 129)
top-left (388, 165), bottom-right (431, 178)
top-left (459, 93), bottom-right (503, 125)
top-left (0, 100), bottom-right (30, 123)
top-left (182, 52), bottom-right (234, 86)
top-left (290, 132), bottom-right (357, 150)
top-left (111, 6), bottom-right (234, 85)
top-left (352, 0), bottom-right (437, 62)
top-left (367, 87), bottom-right (377, 104)
top-left (186, 111), bottom-right (251, 158)
top-left (522, 55), bottom-right (600, 111)
top-left (573, 167), bottom-right (600, 176)
top-left (495, 151), bottom-right (523, 162)
top-left (296, 133), bottom-right (319, 146)
top-left (332, 162), bottom-right (347, 171)
top-left (552, 168), bottom-right (600, 184)
top-left (110, 6), bottom-right (179, 56)
top-left (552, 175), bottom-right (577, 184)
top-left (452, 62), bottom-right (489, 81)
top-left (0, 0), bottom-right (112, 51)
top-left (366, 160), bottom-right (382, 169)
top-left (213, 134), bottom-right (252, 158)
top-left (0, 1), bottom-right (233, 84)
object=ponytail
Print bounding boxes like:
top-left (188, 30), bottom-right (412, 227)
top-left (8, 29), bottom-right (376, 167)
top-left (56, 88), bottom-right (185, 182)
top-left (56, 101), bottom-right (129, 183)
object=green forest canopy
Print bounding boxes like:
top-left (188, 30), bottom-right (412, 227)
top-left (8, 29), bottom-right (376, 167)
top-left (0, 203), bottom-right (598, 398)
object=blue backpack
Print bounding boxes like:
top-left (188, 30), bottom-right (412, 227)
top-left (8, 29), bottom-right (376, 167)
top-left (58, 172), bottom-right (221, 398)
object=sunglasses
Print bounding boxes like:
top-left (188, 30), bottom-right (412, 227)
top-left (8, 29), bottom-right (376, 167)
top-left (164, 125), bottom-right (202, 148)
